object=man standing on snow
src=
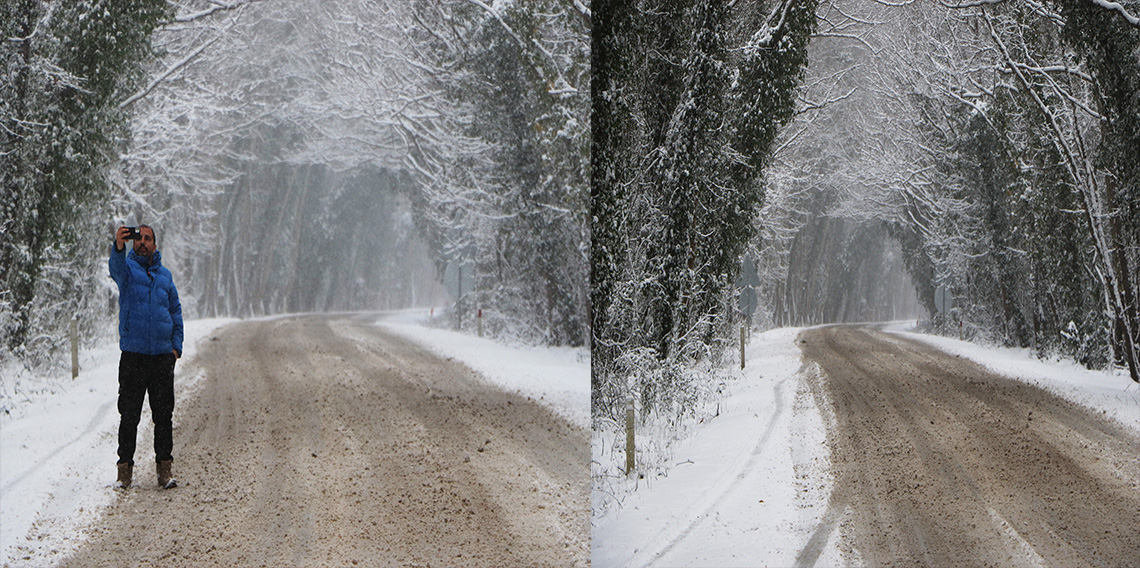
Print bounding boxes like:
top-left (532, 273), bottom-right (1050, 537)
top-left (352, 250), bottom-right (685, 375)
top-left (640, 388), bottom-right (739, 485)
top-left (109, 224), bottom-right (182, 490)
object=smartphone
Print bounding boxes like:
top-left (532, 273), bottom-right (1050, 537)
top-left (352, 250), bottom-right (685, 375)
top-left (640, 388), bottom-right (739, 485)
top-left (126, 227), bottom-right (141, 241)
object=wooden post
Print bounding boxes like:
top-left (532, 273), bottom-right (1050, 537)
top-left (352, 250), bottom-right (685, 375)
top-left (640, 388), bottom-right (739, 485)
top-left (625, 402), bottom-right (635, 477)
top-left (478, 308), bottom-right (483, 338)
top-left (70, 317), bottom-right (79, 379)
top-left (740, 324), bottom-right (746, 370)
top-left (456, 264), bottom-right (463, 331)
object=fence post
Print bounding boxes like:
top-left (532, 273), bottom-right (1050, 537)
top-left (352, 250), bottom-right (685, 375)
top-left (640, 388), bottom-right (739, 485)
top-left (625, 401), bottom-right (635, 477)
top-left (70, 317), bottom-right (79, 379)
top-left (477, 308), bottom-right (483, 337)
top-left (740, 324), bottom-right (746, 370)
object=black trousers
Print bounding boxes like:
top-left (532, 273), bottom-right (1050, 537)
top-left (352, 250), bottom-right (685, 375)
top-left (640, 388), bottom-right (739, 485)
top-left (117, 351), bottom-right (176, 465)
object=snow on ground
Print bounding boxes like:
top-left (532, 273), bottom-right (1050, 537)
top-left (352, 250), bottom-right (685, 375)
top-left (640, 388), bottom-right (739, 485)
top-left (0, 318), bottom-right (237, 568)
top-left (0, 310), bottom-right (589, 567)
top-left (591, 326), bottom-right (837, 568)
top-left (883, 322), bottom-right (1140, 434)
top-left (377, 309), bottom-right (591, 430)
top-left (591, 322), bottom-right (1140, 568)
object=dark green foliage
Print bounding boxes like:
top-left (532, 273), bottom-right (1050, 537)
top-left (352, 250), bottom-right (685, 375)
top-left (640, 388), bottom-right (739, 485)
top-left (2, 0), bottom-right (172, 362)
top-left (897, 88), bottom-right (1108, 360)
top-left (1052, 0), bottom-right (1140, 378)
top-left (460, 3), bottom-right (589, 346)
top-left (891, 2), bottom-right (1135, 372)
top-left (592, 0), bottom-right (818, 420)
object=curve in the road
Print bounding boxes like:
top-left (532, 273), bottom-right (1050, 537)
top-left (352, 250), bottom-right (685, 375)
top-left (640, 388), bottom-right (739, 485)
top-left (798, 325), bottom-right (1140, 568)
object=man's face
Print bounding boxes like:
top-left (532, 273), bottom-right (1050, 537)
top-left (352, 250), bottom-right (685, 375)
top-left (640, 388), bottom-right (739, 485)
top-left (133, 227), bottom-right (156, 256)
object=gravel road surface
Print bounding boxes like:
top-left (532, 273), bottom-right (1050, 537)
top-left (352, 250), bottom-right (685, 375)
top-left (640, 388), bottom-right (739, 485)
top-left (797, 325), bottom-right (1140, 567)
top-left (58, 315), bottom-right (588, 567)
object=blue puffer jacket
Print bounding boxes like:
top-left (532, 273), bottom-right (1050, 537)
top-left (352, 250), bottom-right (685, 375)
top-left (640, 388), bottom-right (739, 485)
top-left (109, 245), bottom-right (184, 356)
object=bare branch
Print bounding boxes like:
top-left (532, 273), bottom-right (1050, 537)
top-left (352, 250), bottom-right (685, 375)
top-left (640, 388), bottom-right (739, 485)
top-left (797, 86), bottom-right (858, 115)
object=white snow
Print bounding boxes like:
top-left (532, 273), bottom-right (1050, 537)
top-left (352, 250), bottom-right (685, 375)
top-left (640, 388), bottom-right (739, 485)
top-left (0, 318), bottom-right (238, 568)
top-left (591, 326), bottom-right (838, 568)
top-left (4, 313), bottom-right (1132, 568)
top-left (883, 322), bottom-right (1140, 434)
top-left (591, 322), bottom-right (1140, 567)
top-left (0, 310), bottom-right (588, 567)
top-left (377, 309), bottom-right (591, 430)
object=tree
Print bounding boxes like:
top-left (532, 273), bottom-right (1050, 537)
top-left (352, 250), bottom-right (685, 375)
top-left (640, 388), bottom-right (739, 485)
top-left (2, 0), bottom-right (171, 368)
top-left (839, 0), bottom-right (1140, 379)
top-left (114, 0), bottom-right (588, 345)
top-left (592, 0), bottom-right (818, 420)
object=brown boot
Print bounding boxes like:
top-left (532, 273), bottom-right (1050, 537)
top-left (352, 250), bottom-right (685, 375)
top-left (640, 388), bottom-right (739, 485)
top-left (157, 459), bottom-right (178, 489)
top-left (115, 462), bottom-right (132, 490)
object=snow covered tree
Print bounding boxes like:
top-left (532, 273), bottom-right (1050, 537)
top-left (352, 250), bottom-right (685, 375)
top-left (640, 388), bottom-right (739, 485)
top-left (409, 0), bottom-right (591, 345)
top-left (744, 0), bottom-right (1137, 381)
top-left (1051, 0), bottom-right (1140, 380)
top-left (866, 0), bottom-right (1139, 380)
top-left (592, 0), bottom-right (818, 420)
top-left (107, 1), bottom-right (587, 346)
top-left (934, 0), bottom-right (1140, 380)
top-left (2, 0), bottom-right (171, 368)
top-left (3, 0), bottom-right (587, 380)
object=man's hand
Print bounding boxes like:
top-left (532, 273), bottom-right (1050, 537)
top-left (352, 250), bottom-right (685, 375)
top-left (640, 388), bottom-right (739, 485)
top-left (114, 226), bottom-right (131, 252)
top-left (173, 349), bottom-right (181, 359)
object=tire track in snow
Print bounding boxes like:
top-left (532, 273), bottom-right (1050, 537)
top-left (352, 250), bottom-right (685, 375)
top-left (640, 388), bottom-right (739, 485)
top-left (636, 374), bottom-right (791, 568)
top-left (1, 399), bottom-right (115, 497)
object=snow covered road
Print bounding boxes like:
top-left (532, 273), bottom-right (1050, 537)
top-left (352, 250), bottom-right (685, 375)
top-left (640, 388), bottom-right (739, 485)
top-left (801, 324), bottom-right (1140, 567)
top-left (48, 314), bottom-right (588, 567)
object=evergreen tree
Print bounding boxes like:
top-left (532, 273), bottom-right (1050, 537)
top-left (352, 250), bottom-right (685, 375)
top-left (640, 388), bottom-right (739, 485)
top-left (886, 0), bottom-right (1137, 379)
top-left (1052, 0), bottom-right (1140, 380)
top-left (1, 0), bottom-right (171, 363)
top-left (591, 0), bottom-right (817, 420)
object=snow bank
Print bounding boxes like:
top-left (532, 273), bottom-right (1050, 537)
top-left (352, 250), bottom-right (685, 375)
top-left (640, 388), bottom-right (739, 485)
top-left (591, 327), bottom-right (836, 567)
top-left (377, 310), bottom-right (590, 430)
top-left (884, 323), bottom-right (1140, 434)
top-left (0, 318), bottom-right (237, 568)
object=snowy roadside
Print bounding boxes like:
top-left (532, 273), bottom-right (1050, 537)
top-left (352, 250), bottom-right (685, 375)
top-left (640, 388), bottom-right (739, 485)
top-left (0, 310), bottom-right (589, 567)
top-left (883, 323), bottom-right (1140, 434)
top-left (589, 322), bottom-right (1140, 567)
top-left (591, 327), bottom-right (838, 568)
top-left (0, 318), bottom-right (238, 568)
top-left (376, 310), bottom-right (591, 430)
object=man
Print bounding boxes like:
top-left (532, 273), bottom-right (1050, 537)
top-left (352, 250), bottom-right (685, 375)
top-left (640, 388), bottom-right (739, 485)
top-left (109, 224), bottom-right (183, 490)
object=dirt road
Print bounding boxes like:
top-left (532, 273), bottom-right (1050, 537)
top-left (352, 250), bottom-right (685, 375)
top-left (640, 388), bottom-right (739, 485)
top-left (58, 315), bottom-right (588, 567)
top-left (797, 325), bottom-right (1140, 567)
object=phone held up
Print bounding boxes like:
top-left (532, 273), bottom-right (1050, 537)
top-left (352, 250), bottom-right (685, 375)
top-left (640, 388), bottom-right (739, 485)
top-left (125, 227), bottom-right (141, 241)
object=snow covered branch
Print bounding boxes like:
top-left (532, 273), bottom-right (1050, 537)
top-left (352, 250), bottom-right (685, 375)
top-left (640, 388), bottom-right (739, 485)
top-left (796, 86), bottom-right (858, 114)
top-left (1084, 0), bottom-right (1140, 26)
top-left (172, 0), bottom-right (262, 24)
top-left (118, 36), bottom-right (219, 109)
